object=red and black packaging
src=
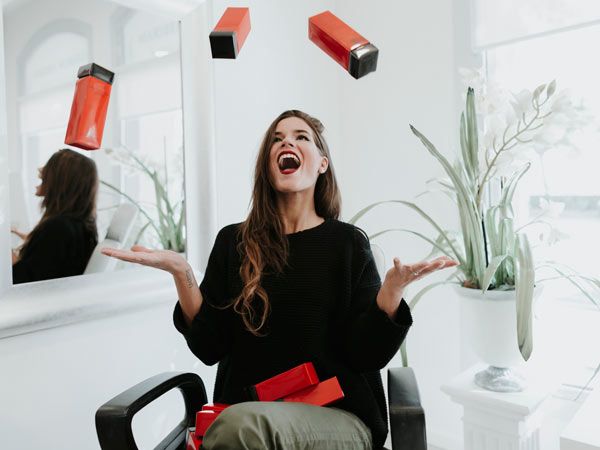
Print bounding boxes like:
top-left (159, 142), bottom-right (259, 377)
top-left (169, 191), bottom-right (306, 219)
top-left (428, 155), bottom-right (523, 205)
top-left (209, 7), bottom-right (251, 58)
top-left (64, 63), bottom-right (114, 150)
top-left (308, 10), bottom-right (378, 79)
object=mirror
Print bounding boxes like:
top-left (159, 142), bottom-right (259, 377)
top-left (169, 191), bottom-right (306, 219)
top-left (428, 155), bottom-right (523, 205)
top-left (3, 0), bottom-right (186, 285)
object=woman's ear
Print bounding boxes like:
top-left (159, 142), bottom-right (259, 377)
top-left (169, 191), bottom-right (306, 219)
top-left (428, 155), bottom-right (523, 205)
top-left (320, 157), bottom-right (329, 174)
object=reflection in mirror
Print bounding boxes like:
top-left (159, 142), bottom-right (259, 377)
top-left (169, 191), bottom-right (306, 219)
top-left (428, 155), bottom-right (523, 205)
top-left (3, 0), bottom-right (186, 285)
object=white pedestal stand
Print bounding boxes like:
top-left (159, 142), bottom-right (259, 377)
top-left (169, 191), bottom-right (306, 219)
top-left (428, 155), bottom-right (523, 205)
top-left (442, 364), bottom-right (552, 450)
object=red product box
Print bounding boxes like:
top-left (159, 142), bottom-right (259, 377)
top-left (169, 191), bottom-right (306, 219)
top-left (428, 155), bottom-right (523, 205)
top-left (210, 7), bottom-right (251, 58)
top-left (282, 377), bottom-right (344, 406)
top-left (186, 427), bottom-right (202, 450)
top-left (195, 410), bottom-right (221, 437)
top-left (308, 11), bottom-right (378, 79)
top-left (64, 63), bottom-right (114, 150)
top-left (201, 402), bottom-right (229, 413)
top-left (248, 362), bottom-right (319, 401)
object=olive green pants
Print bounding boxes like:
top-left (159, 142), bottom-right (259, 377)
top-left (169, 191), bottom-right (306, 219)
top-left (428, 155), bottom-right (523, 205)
top-left (201, 401), bottom-right (373, 450)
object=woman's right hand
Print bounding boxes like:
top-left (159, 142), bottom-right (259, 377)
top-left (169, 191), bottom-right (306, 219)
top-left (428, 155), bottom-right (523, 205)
top-left (10, 228), bottom-right (28, 241)
top-left (101, 245), bottom-right (189, 275)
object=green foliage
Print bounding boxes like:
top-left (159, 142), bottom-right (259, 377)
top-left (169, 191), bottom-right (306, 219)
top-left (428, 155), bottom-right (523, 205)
top-left (349, 84), bottom-right (600, 363)
top-left (101, 147), bottom-right (185, 252)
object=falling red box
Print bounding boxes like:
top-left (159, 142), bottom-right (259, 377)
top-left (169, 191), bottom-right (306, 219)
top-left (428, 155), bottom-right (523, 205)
top-left (308, 10), bottom-right (378, 79)
top-left (248, 362), bottom-right (320, 401)
top-left (209, 7), bottom-right (251, 58)
top-left (64, 63), bottom-right (114, 150)
top-left (282, 376), bottom-right (344, 406)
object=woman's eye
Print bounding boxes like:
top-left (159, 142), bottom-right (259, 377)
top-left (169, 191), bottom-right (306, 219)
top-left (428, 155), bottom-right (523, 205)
top-left (298, 135), bottom-right (309, 140)
top-left (273, 137), bottom-right (281, 142)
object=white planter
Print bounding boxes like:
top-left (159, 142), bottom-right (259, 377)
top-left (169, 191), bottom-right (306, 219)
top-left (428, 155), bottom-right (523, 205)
top-left (454, 284), bottom-right (542, 392)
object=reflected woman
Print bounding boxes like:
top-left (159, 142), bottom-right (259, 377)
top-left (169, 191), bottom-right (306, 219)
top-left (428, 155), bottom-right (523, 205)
top-left (12, 148), bottom-right (99, 284)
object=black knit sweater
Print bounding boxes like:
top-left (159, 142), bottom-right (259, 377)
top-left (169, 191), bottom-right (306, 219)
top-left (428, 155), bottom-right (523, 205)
top-left (173, 218), bottom-right (413, 448)
top-left (12, 216), bottom-right (97, 284)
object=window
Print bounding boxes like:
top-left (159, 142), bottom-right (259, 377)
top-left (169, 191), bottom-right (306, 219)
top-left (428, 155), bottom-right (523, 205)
top-left (473, 0), bottom-right (600, 393)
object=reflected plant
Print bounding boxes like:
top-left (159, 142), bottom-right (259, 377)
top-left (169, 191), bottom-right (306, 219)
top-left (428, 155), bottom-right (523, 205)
top-left (101, 146), bottom-right (185, 252)
top-left (350, 74), bottom-right (600, 365)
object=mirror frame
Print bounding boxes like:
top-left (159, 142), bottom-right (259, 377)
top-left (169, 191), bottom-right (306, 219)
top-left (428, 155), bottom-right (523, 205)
top-left (0, 0), bottom-right (218, 339)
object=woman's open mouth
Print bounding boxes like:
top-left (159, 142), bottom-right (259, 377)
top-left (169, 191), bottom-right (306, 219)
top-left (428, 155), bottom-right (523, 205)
top-left (278, 152), bottom-right (301, 175)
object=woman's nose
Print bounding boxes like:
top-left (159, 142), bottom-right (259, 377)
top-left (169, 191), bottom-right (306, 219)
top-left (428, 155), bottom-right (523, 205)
top-left (281, 137), bottom-right (294, 147)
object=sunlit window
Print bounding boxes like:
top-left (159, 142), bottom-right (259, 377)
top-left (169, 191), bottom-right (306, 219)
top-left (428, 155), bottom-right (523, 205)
top-left (475, 1), bottom-right (600, 392)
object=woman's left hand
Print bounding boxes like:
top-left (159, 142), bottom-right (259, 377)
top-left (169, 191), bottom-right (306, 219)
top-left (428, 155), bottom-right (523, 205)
top-left (377, 255), bottom-right (459, 317)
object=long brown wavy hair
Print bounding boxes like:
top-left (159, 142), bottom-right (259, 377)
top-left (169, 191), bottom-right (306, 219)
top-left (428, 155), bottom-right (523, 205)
top-left (231, 110), bottom-right (342, 336)
top-left (19, 148), bottom-right (99, 257)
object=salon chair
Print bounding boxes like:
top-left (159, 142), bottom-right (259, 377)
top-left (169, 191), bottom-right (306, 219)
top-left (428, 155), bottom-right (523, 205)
top-left (95, 367), bottom-right (426, 450)
top-left (84, 202), bottom-right (138, 274)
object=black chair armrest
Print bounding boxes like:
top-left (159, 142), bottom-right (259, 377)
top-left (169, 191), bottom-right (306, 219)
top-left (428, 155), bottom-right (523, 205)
top-left (96, 372), bottom-right (207, 450)
top-left (387, 367), bottom-right (427, 450)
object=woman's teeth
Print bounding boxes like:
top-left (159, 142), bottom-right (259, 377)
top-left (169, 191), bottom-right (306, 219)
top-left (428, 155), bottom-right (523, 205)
top-left (278, 153), bottom-right (301, 174)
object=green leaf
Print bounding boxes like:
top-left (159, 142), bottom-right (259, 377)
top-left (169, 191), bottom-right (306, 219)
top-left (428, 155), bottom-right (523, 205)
top-left (515, 234), bottom-right (535, 361)
top-left (400, 340), bottom-right (408, 367)
top-left (99, 180), bottom-right (161, 239)
top-left (538, 263), bottom-right (600, 310)
top-left (546, 80), bottom-right (556, 99)
top-left (500, 163), bottom-right (531, 208)
top-left (370, 228), bottom-right (457, 260)
top-left (460, 112), bottom-right (474, 182)
top-left (485, 207), bottom-right (500, 257)
top-left (465, 87), bottom-right (480, 183)
top-left (134, 220), bottom-right (153, 245)
top-left (481, 255), bottom-right (509, 293)
top-left (533, 83), bottom-right (547, 100)
top-left (348, 199), bottom-right (466, 267)
top-left (410, 124), bottom-right (485, 282)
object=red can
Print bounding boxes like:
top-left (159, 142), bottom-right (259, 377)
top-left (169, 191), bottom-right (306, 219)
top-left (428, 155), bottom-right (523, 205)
top-left (64, 63), bottom-right (114, 150)
top-left (308, 11), bottom-right (378, 79)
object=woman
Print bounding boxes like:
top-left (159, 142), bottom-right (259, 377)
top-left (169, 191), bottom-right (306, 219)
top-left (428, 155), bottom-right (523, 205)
top-left (102, 110), bottom-right (457, 449)
top-left (12, 148), bottom-right (99, 284)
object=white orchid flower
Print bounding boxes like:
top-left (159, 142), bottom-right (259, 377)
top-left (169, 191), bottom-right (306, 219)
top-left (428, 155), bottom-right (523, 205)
top-left (510, 89), bottom-right (533, 118)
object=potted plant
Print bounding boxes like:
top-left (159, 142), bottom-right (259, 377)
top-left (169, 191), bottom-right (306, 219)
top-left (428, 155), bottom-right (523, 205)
top-left (349, 73), bottom-right (599, 391)
top-left (101, 145), bottom-right (186, 253)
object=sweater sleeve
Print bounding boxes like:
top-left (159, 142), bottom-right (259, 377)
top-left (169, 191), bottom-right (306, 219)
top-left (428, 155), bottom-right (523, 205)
top-left (12, 218), bottom-right (74, 284)
top-left (339, 227), bottom-right (413, 372)
top-left (173, 226), bottom-right (233, 366)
